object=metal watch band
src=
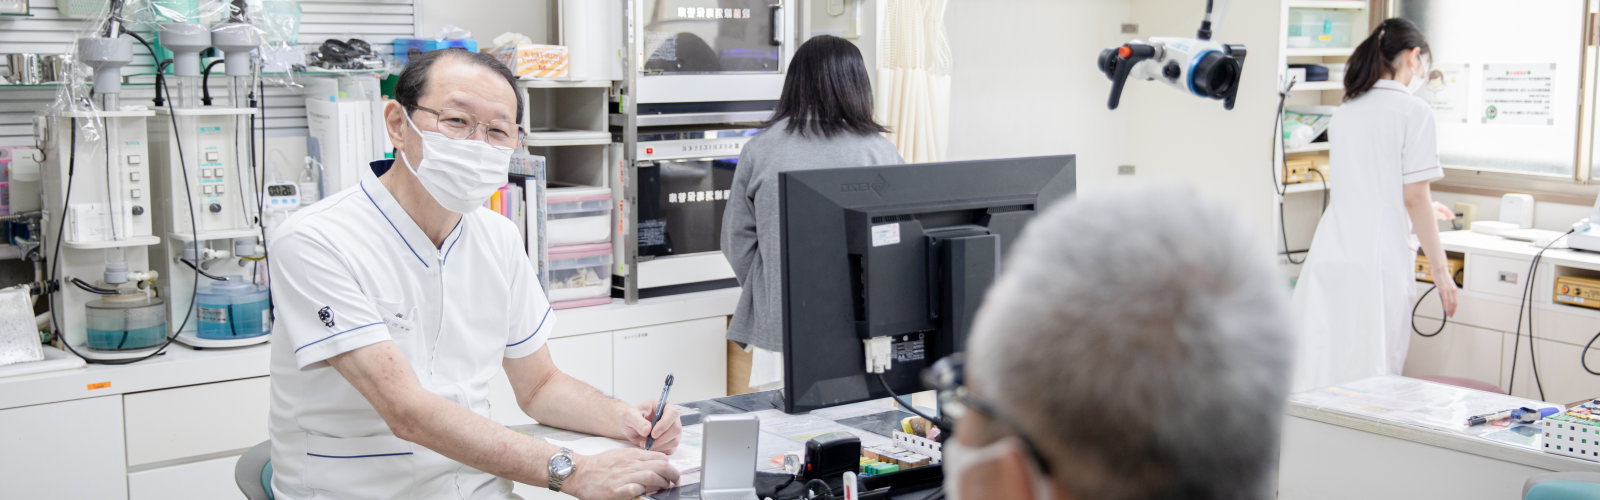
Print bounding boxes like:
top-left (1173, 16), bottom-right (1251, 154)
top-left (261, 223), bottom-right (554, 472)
top-left (548, 447), bottom-right (575, 492)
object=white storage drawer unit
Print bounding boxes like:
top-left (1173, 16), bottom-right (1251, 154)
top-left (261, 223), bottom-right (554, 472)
top-left (0, 395), bottom-right (128, 499)
top-left (124, 377), bottom-right (271, 467)
top-left (612, 316), bottom-right (728, 405)
top-left (128, 454), bottom-right (246, 500)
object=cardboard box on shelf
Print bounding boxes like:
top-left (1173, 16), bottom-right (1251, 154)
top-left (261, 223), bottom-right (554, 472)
top-left (492, 44), bottom-right (570, 79)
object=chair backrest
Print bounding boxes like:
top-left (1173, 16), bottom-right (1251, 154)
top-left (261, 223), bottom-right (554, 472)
top-left (235, 440), bottom-right (274, 500)
top-left (1524, 472), bottom-right (1600, 500)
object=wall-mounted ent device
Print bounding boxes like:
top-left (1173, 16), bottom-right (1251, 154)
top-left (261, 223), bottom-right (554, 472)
top-left (1097, 1), bottom-right (1246, 110)
top-left (40, 0), bottom-right (167, 362)
top-left (145, 13), bottom-right (272, 350)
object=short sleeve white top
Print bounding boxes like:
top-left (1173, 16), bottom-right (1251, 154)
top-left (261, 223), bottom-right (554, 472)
top-left (267, 160), bottom-right (554, 499)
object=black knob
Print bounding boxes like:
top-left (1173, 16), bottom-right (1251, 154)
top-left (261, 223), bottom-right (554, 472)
top-left (1164, 61), bottom-right (1181, 81)
top-left (209, 203), bottom-right (222, 213)
top-left (131, 206), bottom-right (144, 216)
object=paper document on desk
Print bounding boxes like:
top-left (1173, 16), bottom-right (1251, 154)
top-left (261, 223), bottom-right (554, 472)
top-left (743, 410), bottom-right (898, 472)
top-left (1291, 376), bottom-right (1557, 438)
top-left (512, 422), bottom-right (706, 484)
top-left (807, 398), bottom-right (897, 421)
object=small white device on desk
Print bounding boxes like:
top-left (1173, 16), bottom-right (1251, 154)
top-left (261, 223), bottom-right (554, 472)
top-left (701, 414), bottom-right (760, 500)
top-left (1569, 194), bottom-right (1600, 253)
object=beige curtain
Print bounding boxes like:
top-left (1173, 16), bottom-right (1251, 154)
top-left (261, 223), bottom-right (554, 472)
top-left (876, 0), bottom-right (951, 163)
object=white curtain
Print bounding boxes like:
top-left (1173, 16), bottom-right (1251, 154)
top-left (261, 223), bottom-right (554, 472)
top-left (876, 0), bottom-right (951, 163)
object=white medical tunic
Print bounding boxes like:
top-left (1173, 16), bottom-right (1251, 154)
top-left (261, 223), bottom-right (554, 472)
top-left (1290, 79), bottom-right (1444, 393)
top-left (268, 160), bottom-right (555, 499)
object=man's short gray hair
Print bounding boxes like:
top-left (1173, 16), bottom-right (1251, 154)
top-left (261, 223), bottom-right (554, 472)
top-left (968, 182), bottom-right (1291, 500)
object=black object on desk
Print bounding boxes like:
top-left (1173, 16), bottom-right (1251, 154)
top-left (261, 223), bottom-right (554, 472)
top-left (778, 156), bottom-right (1077, 414)
top-left (803, 432), bottom-right (862, 482)
top-left (648, 392), bottom-right (944, 500)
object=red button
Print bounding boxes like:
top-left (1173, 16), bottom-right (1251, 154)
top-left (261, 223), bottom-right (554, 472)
top-left (646, 147), bottom-right (654, 154)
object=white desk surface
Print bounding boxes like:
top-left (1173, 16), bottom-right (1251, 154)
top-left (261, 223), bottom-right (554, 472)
top-left (1440, 230), bottom-right (1600, 271)
top-left (1288, 376), bottom-right (1600, 473)
top-left (0, 288), bottom-right (739, 411)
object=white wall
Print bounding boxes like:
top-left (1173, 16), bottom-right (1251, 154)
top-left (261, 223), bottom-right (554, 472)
top-left (947, 0), bottom-right (1282, 245)
top-left (418, 0), bottom-right (550, 44)
top-left (1432, 192), bottom-right (1593, 232)
top-left (946, 0), bottom-right (1128, 183)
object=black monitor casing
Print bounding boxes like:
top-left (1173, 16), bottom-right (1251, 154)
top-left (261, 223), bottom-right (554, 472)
top-left (779, 156), bottom-right (1076, 413)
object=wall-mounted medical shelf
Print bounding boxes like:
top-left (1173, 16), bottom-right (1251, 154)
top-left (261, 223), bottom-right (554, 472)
top-left (1291, 81), bottom-right (1344, 92)
top-left (1284, 181), bottom-right (1329, 195)
top-left (1287, 142), bottom-right (1332, 154)
top-left (1288, 1), bottom-right (1368, 9)
top-left (1286, 48), bottom-right (1357, 58)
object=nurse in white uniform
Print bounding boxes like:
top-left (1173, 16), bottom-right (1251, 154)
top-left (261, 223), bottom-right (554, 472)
top-left (268, 49), bottom-right (681, 500)
top-left (1291, 18), bottom-right (1459, 393)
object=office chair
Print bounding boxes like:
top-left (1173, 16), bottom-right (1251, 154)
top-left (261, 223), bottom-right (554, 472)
top-left (235, 440), bottom-right (274, 500)
top-left (1524, 472), bottom-right (1600, 500)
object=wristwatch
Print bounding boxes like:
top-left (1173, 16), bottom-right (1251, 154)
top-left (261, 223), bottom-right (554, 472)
top-left (548, 447), bottom-right (576, 493)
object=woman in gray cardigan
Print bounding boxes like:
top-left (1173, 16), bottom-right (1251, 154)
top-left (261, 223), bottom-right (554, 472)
top-left (722, 35), bottom-right (905, 391)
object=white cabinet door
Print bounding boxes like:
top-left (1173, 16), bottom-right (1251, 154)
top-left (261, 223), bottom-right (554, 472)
top-left (612, 317), bottom-right (728, 405)
top-left (128, 454), bottom-right (245, 500)
top-left (0, 395), bottom-right (126, 499)
top-left (1403, 323), bottom-right (1505, 388)
top-left (124, 376), bottom-right (270, 467)
top-left (550, 332), bottom-right (615, 396)
top-left (1502, 334), bottom-right (1600, 403)
top-left (488, 333), bottom-right (614, 426)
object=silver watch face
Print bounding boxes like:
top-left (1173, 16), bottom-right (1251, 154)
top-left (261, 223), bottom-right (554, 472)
top-left (552, 454), bottom-right (574, 473)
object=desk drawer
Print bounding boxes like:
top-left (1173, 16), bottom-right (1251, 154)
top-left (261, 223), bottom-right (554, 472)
top-left (1466, 254), bottom-right (1533, 300)
top-left (125, 376), bottom-right (269, 467)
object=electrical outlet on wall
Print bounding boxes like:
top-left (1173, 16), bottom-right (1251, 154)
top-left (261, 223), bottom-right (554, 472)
top-left (1117, 165), bottom-right (1136, 176)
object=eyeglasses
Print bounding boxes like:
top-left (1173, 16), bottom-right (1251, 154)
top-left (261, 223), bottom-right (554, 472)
top-left (409, 105), bottom-right (526, 150)
top-left (922, 353), bottom-right (1055, 476)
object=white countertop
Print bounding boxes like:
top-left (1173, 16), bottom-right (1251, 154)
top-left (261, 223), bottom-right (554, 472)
top-left (0, 288), bottom-right (740, 411)
top-left (1288, 376), bottom-right (1600, 473)
top-left (1440, 230), bottom-right (1600, 271)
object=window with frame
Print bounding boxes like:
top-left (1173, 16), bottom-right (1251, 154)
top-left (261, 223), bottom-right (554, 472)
top-left (1397, 0), bottom-right (1592, 184)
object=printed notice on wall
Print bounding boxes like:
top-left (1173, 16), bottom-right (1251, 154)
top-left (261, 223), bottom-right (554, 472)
top-left (1481, 63), bottom-right (1556, 126)
top-left (1418, 63), bottom-right (1469, 124)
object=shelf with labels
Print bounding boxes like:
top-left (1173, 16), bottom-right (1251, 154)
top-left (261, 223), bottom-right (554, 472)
top-left (1284, 181), bottom-right (1330, 195)
top-left (517, 79), bottom-right (612, 89)
top-left (1287, 142), bottom-right (1332, 154)
top-left (1286, 47), bottom-right (1357, 58)
top-left (525, 129), bottom-right (612, 148)
top-left (1291, 81), bottom-right (1343, 92)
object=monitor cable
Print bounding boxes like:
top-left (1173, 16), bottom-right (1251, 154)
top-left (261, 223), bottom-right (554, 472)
top-left (873, 372), bottom-right (943, 431)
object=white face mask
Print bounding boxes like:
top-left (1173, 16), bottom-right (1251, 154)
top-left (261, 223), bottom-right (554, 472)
top-left (398, 112), bottom-right (513, 214)
top-left (942, 437), bottom-right (1054, 500)
top-left (1407, 56), bottom-right (1432, 95)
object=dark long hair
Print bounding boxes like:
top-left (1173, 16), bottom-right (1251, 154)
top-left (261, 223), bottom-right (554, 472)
top-left (1344, 18), bottom-right (1430, 101)
top-left (764, 35), bottom-right (888, 138)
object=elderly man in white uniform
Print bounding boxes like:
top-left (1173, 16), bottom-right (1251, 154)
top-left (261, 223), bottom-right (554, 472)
top-left (268, 49), bottom-right (681, 500)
